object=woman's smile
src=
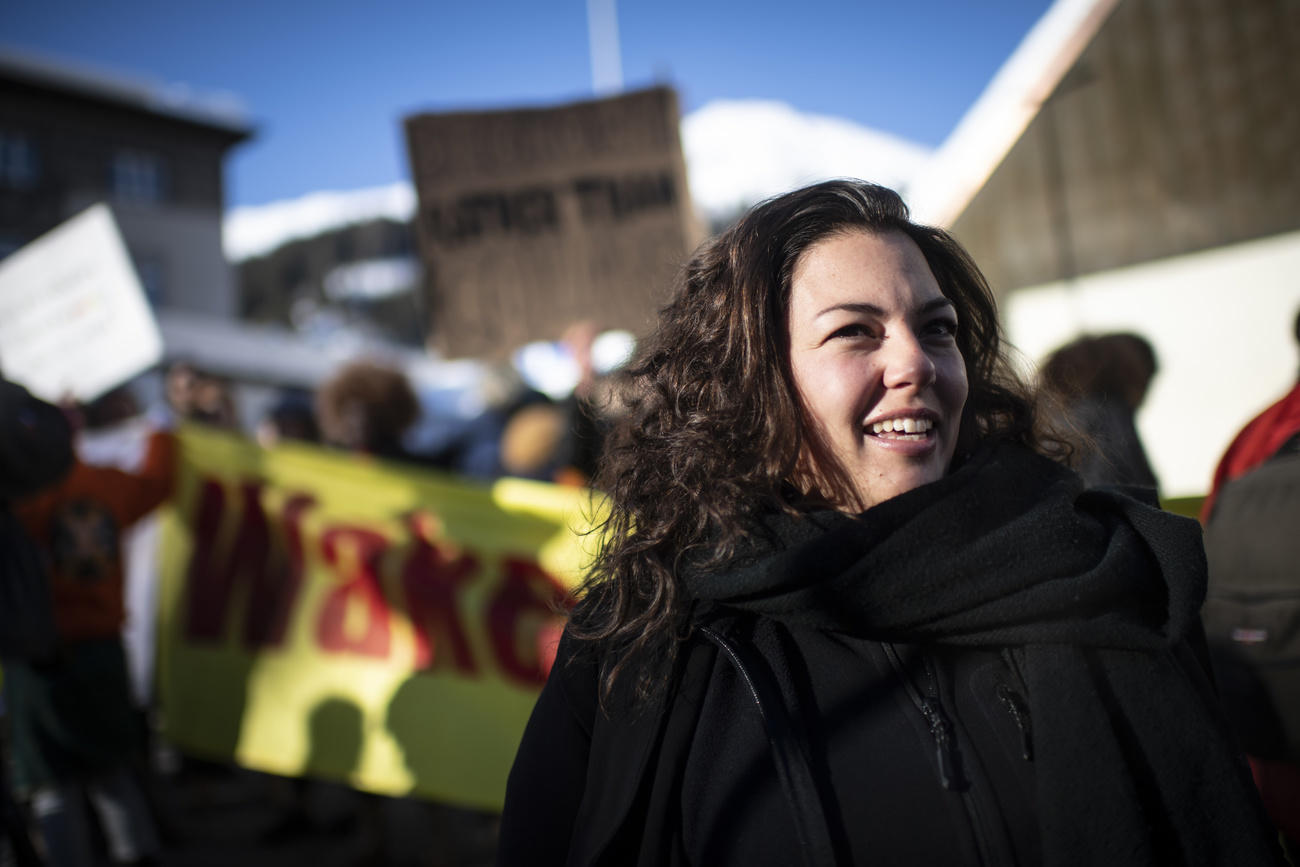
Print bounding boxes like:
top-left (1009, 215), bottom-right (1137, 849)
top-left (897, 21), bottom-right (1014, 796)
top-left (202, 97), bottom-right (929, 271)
top-left (863, 409), bottom-right (941, 454)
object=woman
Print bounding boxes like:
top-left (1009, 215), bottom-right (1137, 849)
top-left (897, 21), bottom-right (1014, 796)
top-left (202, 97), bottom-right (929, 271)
top-left (498, 181), bottom-right (1281, 866)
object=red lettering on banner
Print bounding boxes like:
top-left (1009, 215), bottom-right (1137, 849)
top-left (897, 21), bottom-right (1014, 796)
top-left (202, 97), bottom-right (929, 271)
top-left (182, 479), bottom-right (227, 641)
top-left (317, 526), bottom-right (392, 658)
top-left (179, 471), bottom-right (585, 682)
top-left (184, 478), bottom-right (314, 648)
top-left (401, 512), bottom-right (480, 674)
top-left (245, 493), bottom-right (314, 645)
top-left (487, 558), bottom-right (571, 686)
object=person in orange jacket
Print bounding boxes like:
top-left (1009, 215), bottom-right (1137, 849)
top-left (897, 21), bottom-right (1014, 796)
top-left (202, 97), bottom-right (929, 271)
top-left (6, 416), bottom-right (175, 867)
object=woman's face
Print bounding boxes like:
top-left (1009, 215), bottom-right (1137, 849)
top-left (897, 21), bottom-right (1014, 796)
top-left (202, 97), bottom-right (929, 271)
top-left (787, 229), bottom-right (969, 511)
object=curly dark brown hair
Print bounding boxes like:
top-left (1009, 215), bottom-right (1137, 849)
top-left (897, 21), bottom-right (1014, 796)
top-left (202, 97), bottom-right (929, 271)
top-left (575, 179), bottom-right (1042, 701)
top-left (315, 359), bottom-right (420, 459)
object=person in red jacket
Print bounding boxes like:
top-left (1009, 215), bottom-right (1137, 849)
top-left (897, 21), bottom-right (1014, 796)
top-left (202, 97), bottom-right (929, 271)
top-left (1201, 309), bottom-right (1300, 522)
top-left (6, 417), bottom-right (175, 867)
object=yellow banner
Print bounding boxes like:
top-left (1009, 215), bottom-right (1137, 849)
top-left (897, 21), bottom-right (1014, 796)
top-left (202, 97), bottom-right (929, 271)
top-left (1159, 495), bottom-right (1206, 520)
top-left (157, 426), bottom-right (597, 811)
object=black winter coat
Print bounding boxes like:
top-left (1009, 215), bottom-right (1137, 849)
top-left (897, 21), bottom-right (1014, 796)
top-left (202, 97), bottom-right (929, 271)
top-left (499, 443), bottom-right (1284, 866)
top-left (503, 622), bottom-right (1058, 865)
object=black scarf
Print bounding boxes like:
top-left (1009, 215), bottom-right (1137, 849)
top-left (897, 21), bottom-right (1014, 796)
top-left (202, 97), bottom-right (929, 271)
top-left (687, 442), bottom-right (1282, 866)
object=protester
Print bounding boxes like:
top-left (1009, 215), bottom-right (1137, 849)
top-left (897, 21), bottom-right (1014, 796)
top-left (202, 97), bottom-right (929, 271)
top-left (7, 394), bottom-right (175, 867)
top-left (442, 361), bottom-right (556, 482)
top-left (1038, 331), bottom-right (1160, 493)
top-left (1200, 307), bottom-right (1300, 854)
top-left (255, 387), bottom-right (320, 449)
top-left (75, 387), bottom-right (175, 711)
top-left (315, 359), bottom-right (424, 463)
top-left (310, 357), bottom-right (500, 859)
top-left (1, 376), bottom-right (75, 866)
top-left (1201, 309), bottom-right (1300, 521)
top-left (497, 400), bottom-right (571, 481)
top-left (498, 180), bottom-right (1283, 865)
top-left (164, 361), bottom-right (239, 429)
top-left (553, 320), bottom-right (610, 486)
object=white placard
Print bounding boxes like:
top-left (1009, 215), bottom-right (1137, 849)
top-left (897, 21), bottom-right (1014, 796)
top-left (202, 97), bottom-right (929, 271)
top-left (0, 203), bottom-right (163, 402)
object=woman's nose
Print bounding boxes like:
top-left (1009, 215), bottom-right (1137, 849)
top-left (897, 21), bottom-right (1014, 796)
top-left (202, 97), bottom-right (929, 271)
top-left (881, 330), bottom-right (937, 390)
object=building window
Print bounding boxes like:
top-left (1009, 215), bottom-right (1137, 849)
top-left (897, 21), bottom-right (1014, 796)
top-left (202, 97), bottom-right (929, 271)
top-left (133, 255), bottom-right (167, 306)
top-left (111, 150), bottom-right (166, 204)
top-left (0, 132), bottom-right (39, 189)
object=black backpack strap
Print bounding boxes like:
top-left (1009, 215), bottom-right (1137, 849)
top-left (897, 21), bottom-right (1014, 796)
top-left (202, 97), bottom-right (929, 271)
top-left (696, 614), bottom-right (840, 867)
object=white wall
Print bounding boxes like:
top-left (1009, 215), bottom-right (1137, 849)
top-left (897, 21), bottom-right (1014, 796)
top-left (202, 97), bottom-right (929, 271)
top-left (113, 203), bottom-right (235, 317)
top-left (1004, 229), bottom-right (1300, 497)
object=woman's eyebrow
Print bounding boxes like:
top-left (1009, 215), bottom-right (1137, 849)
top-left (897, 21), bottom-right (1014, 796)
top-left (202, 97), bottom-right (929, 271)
top-left (918, 297), bottom-right (957, 315)
top-left (814, 302), bottom-right (884, 318)
top-left (815, 298), bottom-right (955, 318)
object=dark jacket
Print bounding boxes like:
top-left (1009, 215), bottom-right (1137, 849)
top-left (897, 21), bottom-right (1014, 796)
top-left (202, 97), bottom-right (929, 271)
top-left (0, 378), bottom-right (73, 660)
top-left (499, 443), bottom-right (1284, 866)
top-left (504, 623), bottom-right (1054, 865)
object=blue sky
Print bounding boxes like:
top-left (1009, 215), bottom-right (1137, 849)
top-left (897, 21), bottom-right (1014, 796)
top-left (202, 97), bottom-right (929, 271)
top-left (4, 0), bottom-right (1053, 208)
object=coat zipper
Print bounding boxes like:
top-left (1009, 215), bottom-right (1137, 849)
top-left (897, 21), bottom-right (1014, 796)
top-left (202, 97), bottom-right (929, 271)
top-left (882, 642), bottom-right (994, 867)
top-left (997, 648), bottom-right (1034, 762)
top-left (996, 683), bottom-right (1034, 761)
top-left (881, 642), bottom-right (964, 790)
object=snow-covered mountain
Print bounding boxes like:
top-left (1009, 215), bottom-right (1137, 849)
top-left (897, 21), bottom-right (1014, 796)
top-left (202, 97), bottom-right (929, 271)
top-left (224, 183), bottom-right (417, 262)
top-left (681, 100), bottom-right (931, 224)
top-left (223, 99), bottom-right (932, 262)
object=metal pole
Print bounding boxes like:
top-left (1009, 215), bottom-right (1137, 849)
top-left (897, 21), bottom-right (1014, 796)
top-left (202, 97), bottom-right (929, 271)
top-left (587, 0), bottom-right (624, 94)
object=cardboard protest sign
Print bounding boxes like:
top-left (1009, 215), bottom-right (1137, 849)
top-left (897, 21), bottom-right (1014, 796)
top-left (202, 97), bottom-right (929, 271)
top-left (405, 86), bottom-right (699, 359)
top-left (0, 204), bottom-right (163, 401)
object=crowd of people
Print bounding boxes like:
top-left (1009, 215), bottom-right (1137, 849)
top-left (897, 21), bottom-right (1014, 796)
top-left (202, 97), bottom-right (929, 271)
top-left (167, 323), bottom-right (613, 490)
top-left (3, 178), bottom-right (1299, 865)
top-left (0, 322), bottom-right (618, 866)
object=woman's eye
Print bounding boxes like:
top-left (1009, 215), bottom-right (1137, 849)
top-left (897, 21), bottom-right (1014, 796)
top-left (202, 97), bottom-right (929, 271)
top-left (830, 323), bottom-right (875, 340)
top-left (925, 318), bottom-right (959, 338)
